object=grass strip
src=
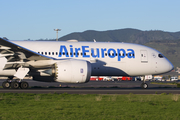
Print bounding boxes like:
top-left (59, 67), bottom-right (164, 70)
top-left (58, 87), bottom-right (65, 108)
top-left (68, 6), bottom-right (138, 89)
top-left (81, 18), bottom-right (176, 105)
top-left (151, 82), bottom-right (177, 85)
top-left (0, 93), bottom-right (180, 120)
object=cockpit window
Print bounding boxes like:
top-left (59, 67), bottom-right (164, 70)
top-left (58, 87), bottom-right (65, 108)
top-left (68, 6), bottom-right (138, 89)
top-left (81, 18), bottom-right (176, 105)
top-left (158, 54), bottom-right (164, 58)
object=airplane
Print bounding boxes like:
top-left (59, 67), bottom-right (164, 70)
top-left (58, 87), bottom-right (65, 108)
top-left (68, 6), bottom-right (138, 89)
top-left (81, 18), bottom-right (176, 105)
top-left (0, 38), bottom-right (173, 89)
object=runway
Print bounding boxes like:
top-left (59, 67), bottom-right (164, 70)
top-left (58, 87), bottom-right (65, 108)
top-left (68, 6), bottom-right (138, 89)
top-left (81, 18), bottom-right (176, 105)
top-left (0, 79), bottom-right (179, 94)
top-left (0, 88), bottom-right (180, 94)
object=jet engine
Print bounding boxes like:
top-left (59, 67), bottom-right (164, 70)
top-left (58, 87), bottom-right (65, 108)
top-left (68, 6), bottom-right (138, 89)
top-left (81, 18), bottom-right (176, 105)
top-left (32, 59), bottom-right (92, 83)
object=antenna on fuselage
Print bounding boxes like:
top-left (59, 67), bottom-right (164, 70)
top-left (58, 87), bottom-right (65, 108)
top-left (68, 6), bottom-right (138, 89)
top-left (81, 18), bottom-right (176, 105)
top-left (93, 39), bottom-right (96, 42)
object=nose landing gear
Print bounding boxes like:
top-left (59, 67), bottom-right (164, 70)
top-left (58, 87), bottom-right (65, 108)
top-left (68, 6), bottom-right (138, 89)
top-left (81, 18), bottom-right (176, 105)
top-left (141, 76), bottom-right (148, 89)
top-left (141, 82), bottom-right (148, 89)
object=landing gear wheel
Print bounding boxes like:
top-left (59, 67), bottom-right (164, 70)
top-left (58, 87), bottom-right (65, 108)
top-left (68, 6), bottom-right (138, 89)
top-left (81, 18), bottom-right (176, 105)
top-left (141, 83), bottom-right (148, 89)
top-left (20, 82), bottom-right (29, 89)
top-left (2, 81), bottom-right (11, 89)
top-left (11, 81), bottom-right (19, 89)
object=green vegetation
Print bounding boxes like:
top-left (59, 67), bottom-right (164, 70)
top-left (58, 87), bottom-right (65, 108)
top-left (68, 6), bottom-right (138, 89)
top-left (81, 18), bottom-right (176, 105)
top-left (151, 82), bottom-right (180, 88)
top-left (57, 28), bottom-right (180, 68)
top-left (145, 39), bottom-right (180, 68)
top-left (177, 83), bottom-right (180, 88)
top-left (59, 28), bottom-right (180, 44)
top-left (0, 93), bottom-right (180, 119)
top-left (37, 28), bottom-right (180, 68)
top-left (151, 82), bottom-right (177, 85)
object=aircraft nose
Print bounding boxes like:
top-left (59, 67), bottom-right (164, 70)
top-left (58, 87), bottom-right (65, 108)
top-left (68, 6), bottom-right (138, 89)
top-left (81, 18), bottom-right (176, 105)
top-left (159, 58), bottom-right (174, 74)
top-left (169, 62), bottom-right (174, 72)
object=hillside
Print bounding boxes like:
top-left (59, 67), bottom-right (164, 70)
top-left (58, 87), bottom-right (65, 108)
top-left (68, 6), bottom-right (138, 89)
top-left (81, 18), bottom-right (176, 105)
top-left (59, 28), bottom-right (180, 44)
top-left (144, 40), bottom-right (180, 68)
top-left (40, 28), bottom-right (180, 68)
top-left (58, 28), bottom-right (180, 68)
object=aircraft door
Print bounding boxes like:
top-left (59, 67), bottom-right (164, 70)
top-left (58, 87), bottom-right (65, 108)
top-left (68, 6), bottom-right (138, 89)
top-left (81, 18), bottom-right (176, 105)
top-left (140, 50), bottom-right (148, 63)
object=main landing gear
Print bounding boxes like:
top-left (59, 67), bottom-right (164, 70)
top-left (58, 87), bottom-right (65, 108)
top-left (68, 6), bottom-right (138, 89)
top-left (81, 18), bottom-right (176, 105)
top-left (2, 79), bottom-right (29, 89)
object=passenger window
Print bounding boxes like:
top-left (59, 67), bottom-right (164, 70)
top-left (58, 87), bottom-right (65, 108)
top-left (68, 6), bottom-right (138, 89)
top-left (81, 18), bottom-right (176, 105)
top-left (52, 52), bottom-right (54, 55)
top-left (75, 53), bottom-right (79, 55)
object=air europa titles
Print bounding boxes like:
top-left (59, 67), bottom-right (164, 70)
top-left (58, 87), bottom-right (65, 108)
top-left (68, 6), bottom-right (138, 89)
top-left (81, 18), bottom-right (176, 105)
top-left (58, 45), bottom-right (135, 61)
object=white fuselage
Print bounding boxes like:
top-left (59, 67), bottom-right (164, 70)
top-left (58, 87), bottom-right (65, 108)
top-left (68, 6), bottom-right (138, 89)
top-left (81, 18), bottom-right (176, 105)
top-left (12, 41), bottom-right (173, 76)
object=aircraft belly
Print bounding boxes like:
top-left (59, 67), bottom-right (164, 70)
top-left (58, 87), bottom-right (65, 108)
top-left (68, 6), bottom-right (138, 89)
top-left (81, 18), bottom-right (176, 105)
top-left (126, 61), bottom-right (153, 76)
top-left (91, 62), bottom-right (128, 76)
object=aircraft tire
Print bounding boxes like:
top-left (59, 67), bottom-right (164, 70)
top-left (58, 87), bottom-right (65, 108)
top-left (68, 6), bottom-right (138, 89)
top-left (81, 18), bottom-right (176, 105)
top-left (2, 81), bottom-right (11, 89)
top-left (11, 81), bottom-right (19, 89)
top-left (20, 82), bottom-right (29, 89)
top-left (141, 83), bottom-right (148, 89)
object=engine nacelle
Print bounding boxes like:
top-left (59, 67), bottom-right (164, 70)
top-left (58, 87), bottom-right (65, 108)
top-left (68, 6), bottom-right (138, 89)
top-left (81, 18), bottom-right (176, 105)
top-left (55, 59), bottom-right (91, 83)
top-left (32, 59), bottom-right (91, 83)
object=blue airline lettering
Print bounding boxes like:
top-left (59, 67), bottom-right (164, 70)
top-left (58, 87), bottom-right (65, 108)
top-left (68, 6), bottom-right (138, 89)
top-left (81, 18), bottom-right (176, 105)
top-left (58, 45), bottom-right (69, 57)
top-left (91, 48), bottom-right (100, 58)
top-left (101, 48), bottom-right (107, 58)
top-left (75, 48), bottom-right (80, 57)
top-left (59, 45), bottom-right (135, 61)
top-left (127, 49), bottom-right (135, 58)
top-left (70, 45), bottom-right (73, 57)
top-left (108, 48), bottom-right (116, 58)
top-left (117, 49), bottom-right (126, 61)
top-left (82, 46), bottom-right (90, 58)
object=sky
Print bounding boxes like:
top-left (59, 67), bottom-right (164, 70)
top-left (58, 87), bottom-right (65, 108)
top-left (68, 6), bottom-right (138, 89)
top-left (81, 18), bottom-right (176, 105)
top-left (0, 0), bottom-right (180, 40)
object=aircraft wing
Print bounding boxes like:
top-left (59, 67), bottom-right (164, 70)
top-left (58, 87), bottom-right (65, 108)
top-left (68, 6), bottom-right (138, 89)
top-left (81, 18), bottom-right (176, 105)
top-left (0, 37), bottom-right (52, 61)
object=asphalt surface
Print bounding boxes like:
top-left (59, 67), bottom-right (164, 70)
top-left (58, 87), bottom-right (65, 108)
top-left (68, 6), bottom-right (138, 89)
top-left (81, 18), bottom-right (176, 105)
top-left (0, 79), bottom-right (179, 94)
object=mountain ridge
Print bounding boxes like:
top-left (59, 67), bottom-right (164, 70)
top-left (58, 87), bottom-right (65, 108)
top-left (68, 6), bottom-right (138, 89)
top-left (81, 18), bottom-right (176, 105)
top-left (39, 28), bottom-right (180, 68)
top-left (59, 28), bottom-right (180, 44)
